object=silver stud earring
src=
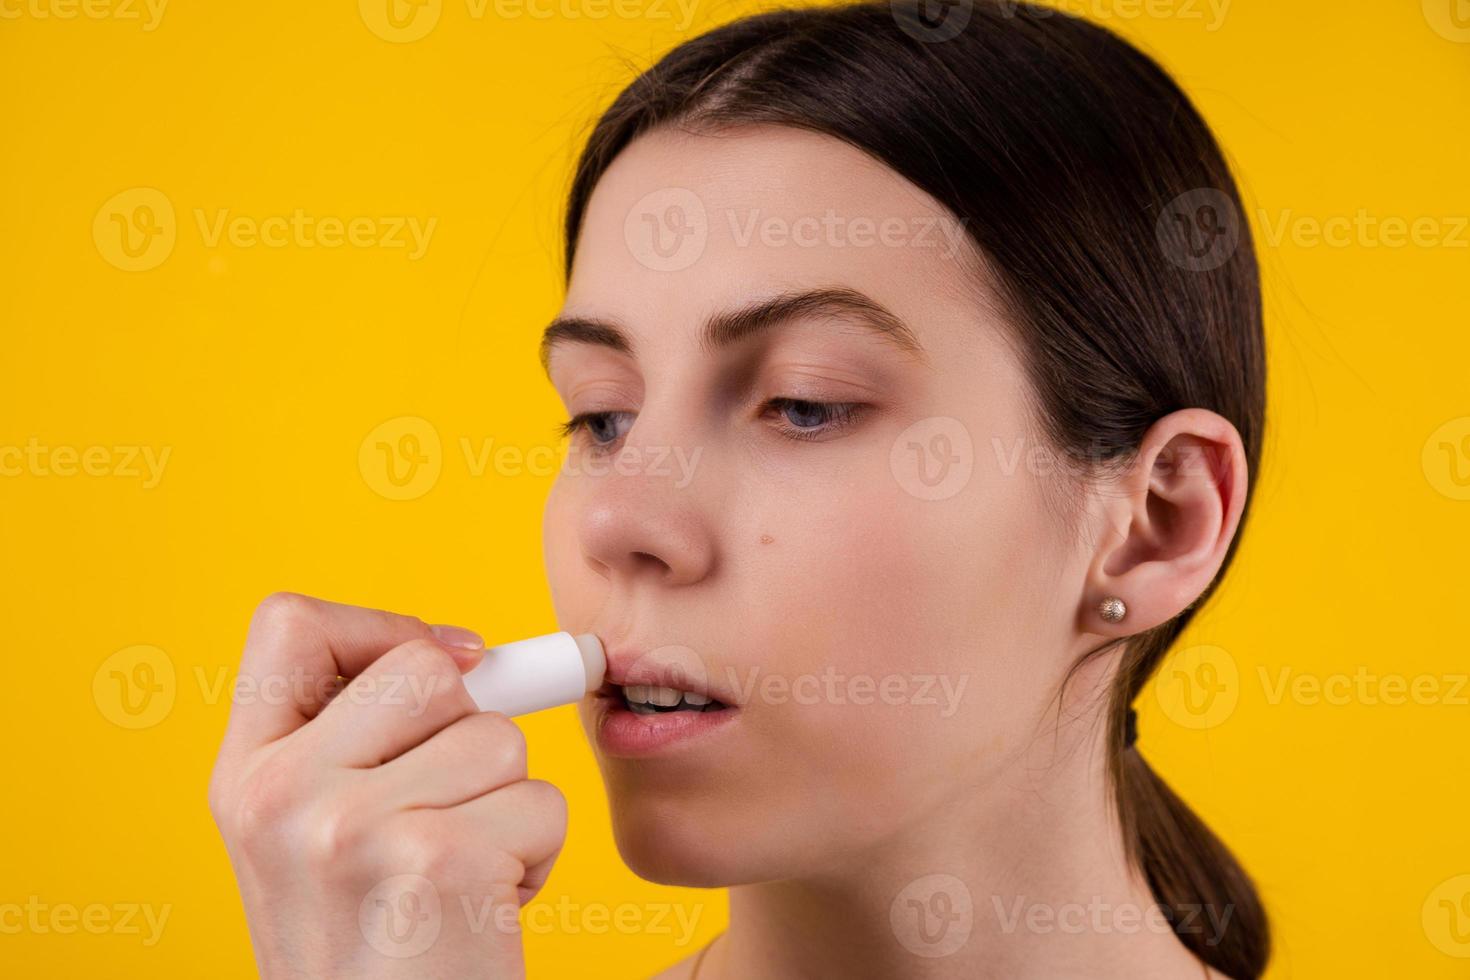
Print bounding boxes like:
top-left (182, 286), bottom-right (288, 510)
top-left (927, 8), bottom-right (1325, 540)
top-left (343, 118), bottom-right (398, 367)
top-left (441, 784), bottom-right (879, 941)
top-left (1098, 596), bottom-right (1127, 624)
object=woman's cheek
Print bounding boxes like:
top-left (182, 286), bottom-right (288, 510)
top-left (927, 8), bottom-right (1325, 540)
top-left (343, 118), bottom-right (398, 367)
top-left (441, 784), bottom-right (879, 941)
top-left (740, 462), bottom-right (952, 689)
top-left (741, 439), bottom-right (1039, 738)
top-left (541, 478), bottom-right (598, 628)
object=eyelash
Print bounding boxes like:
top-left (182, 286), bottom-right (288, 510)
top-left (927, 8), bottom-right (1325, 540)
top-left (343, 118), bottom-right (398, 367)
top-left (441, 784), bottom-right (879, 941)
top-left (764, 397), bottom-right (862, 441)
top-left (558, 398), bottom-right (864, 449)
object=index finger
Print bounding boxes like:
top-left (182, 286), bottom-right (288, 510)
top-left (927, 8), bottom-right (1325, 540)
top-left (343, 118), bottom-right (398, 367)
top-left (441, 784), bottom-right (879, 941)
top-left (219, 592), bottom-right (479, 757)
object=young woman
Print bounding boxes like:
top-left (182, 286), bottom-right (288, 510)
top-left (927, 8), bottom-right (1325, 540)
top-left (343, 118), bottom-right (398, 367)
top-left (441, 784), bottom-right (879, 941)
top-left (209, 2), bottom-right (1269, 977)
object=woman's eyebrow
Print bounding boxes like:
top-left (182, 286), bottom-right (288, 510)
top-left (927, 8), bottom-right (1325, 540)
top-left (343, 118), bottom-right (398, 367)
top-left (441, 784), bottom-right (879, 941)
top-left (539, 286), bottom-right (926, 373)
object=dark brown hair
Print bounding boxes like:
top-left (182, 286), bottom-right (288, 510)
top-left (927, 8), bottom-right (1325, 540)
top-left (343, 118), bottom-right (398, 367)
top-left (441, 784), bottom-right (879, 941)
top-left (561, 2), bottom-right (1268, 975)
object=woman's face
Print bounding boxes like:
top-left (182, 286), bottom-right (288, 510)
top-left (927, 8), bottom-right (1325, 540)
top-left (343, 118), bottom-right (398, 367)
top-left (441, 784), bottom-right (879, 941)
top-left (542, 124), bottom-right (1091, 886)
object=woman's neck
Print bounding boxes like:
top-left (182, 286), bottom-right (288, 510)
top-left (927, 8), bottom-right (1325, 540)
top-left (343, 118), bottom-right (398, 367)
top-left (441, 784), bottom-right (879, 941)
top-left (706, 727), bottom-right (1214, 980)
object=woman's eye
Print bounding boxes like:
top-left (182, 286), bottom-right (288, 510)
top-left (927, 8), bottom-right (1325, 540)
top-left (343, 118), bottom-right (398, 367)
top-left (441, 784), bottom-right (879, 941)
top-left (766, 398), bottom-right (862, 441)
top-left (559, 411), bottom-right (634, 448)
top-left (559, 400), bottom-right (863, 449)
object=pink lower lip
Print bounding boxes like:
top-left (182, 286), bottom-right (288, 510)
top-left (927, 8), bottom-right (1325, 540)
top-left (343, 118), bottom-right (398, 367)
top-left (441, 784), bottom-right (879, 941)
top-left (592, 695), bottom-right (739, 758)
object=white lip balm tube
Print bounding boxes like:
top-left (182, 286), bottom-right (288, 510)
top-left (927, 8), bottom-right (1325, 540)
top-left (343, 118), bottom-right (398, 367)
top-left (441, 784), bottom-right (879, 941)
top-left (460, 631), bottom-right (606, 717)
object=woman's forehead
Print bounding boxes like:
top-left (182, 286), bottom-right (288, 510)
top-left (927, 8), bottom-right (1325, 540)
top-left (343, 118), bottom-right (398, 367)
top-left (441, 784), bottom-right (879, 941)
top-left (564, 124), bottom-right (988, 355)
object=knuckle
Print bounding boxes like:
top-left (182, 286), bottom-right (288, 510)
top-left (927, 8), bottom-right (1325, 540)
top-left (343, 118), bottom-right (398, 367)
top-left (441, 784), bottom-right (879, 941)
top-left (229, 760), bottom-right (299, 848)
top-left (251, 591), bottom-right (318, 637)
top-left (389, 610), bottom-right (430, 636)
top-left (524, 779), bottom-right (568, 829)
top-left (480, 713), bottom-right (527, 773)
top-left (303, 800), bottom-right (365, 868)
top-left (206, 767), bottom-right (231, 825)
top-left (379, 639), bottom-right (463, 708)
top-left (390, 638), bottom-right (458, 681)
top-left (488, 851), bottom-right (528, 888)
top-left (394, 823), bottom-right (459, 879)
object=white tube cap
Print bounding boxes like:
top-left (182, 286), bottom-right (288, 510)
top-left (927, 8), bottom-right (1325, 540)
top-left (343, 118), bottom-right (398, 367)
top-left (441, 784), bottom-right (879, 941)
top-left (460, 631), bottom-right (605, 717)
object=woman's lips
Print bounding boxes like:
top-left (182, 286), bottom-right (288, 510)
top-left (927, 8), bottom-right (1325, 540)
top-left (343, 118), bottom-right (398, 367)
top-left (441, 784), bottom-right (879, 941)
top-left (590, 690), bottom-right (739, 758)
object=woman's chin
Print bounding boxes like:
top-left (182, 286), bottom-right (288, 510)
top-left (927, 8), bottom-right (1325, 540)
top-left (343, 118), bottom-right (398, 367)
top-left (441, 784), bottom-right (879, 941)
top-left (607, 796), bottom-right (790, 888)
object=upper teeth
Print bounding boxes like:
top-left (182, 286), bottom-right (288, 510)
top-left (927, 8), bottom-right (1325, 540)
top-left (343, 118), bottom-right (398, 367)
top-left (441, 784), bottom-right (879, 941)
top-left (624, 684), bottom-right (712, 706)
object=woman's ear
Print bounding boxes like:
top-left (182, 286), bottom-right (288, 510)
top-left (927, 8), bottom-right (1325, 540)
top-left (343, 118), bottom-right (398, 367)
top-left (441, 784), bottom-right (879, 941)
top-left (1082, 408), bottom-right (1249, 636)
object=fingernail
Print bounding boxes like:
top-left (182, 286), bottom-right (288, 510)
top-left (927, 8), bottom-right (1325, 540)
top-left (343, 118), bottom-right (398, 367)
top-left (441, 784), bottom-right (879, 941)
top-left (430, 624), bottom-right (484, 651)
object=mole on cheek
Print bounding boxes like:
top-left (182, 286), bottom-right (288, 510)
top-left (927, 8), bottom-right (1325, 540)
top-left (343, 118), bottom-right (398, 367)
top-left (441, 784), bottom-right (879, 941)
top-left (760, 534), bottom-right (775, 545)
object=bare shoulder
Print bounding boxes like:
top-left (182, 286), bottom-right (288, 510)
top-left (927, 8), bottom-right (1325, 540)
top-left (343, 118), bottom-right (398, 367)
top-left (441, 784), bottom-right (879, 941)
top-left (647, 950), bottom-right (701, 979)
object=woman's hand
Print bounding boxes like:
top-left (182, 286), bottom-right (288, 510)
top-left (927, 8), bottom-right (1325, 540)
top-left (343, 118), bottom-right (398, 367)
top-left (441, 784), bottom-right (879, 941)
top-left (208, 593), bottom-right (567, 979)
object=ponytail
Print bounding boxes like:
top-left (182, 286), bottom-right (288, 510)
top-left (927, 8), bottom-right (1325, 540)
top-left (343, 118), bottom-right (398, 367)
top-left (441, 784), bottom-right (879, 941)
top-left (1111, 635), bottom-right (1270, 978)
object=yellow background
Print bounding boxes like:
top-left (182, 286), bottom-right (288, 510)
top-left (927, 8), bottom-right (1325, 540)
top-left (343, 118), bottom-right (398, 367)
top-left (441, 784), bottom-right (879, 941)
top-left (2, 0), bottom-right (1468, 975)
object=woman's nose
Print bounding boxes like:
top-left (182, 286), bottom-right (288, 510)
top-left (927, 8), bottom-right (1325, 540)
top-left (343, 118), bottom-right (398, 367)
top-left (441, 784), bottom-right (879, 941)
top-left (576, 459), bottom-right (716, 590)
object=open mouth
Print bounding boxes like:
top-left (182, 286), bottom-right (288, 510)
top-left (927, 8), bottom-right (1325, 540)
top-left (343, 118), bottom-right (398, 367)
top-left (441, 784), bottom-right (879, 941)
top-left (594, 665), bottom-right (740, 756)
top-left (618, 684), bottom-right (729, 715)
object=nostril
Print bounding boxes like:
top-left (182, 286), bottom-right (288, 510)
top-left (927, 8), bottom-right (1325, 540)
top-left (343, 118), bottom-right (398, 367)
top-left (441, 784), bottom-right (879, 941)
top-left (630, 551), bottom-right (671, 573)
